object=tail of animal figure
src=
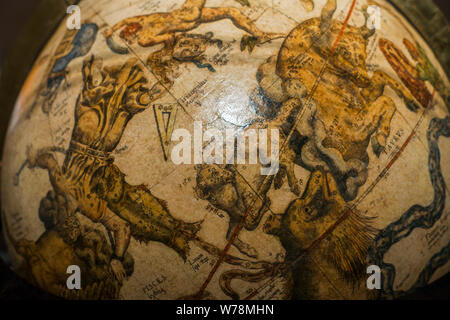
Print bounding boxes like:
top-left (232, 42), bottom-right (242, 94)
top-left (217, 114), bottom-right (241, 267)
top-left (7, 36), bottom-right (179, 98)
top-left (327, 208), bottom-right (378, 285)
top-left (106, 36), bottom-right (130, 55)
top-left (319, 0), bottom-right (337, 33)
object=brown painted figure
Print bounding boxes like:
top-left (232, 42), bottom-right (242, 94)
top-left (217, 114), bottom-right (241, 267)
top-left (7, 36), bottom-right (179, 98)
top-left (104, 0), bottom-right (283, 56)
top-left (194, 0), bottom-right (423, 297)
top-left (256, 0), bottom-right (421, 200)
top-left (104, 0), bottom-right (284, 91)
top-left (24, 56), bottom-right (201, 282)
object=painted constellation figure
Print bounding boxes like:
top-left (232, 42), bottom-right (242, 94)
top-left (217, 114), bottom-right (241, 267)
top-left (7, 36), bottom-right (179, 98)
top-left (104, 0), bottom-right (283, 70)
top-left (256, 0), bottom-right (421, 201)
top-left (31, 23), bottom-right (98, 116)
top-left (368, 116), bottom-right (450, 299)
top-left (16, 56), bottom-right (202, 282)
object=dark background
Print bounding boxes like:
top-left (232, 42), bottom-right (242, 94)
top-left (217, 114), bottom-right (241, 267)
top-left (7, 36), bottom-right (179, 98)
top-left (0, 0), bottom-right (449, 300)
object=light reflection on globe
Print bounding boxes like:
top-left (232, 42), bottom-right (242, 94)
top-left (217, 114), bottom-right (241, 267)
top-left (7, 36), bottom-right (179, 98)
top-left (1, 0), bottom-right (449, 300)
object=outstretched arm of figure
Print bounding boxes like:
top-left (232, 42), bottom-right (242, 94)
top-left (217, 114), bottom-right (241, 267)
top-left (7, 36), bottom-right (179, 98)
top-left (104, 0), bottom-right (207, 46)
top-left (104, 15), bottom-right (149, 38)
top-left (200, 7), bottom-right (284, 43)
top-left (104, 14), bottom-right (179, 51)
top-left (91, 164), bottom-right (201, 260)
top-left (319, 0), bottom-right (336, 33)
top-left (137, 33), bottom-right (177, 48)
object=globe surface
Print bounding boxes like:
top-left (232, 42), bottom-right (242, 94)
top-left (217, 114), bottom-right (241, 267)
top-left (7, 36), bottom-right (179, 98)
top-left (1, 0), bottom-right (449, 300)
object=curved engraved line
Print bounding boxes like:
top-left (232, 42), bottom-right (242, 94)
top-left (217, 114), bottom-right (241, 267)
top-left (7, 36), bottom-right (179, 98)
top-left (368, 116), bottom-right (450, 299)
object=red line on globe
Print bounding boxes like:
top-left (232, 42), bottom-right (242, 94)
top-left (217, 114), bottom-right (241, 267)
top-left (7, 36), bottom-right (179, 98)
top-left (244, 208), bottom-right (354, 300)
top-left (194, 206), bottom-right (252, 299)
top-left (193, 0), bottom-right (359, 300)
top-left (387, 88), bottom-right (436, 172)
top-left (243, 89), bottom-right (437, 301)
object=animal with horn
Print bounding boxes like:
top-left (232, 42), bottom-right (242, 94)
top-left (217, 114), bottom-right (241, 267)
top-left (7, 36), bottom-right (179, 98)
top-left (215, 0), bottom-right (423, 299)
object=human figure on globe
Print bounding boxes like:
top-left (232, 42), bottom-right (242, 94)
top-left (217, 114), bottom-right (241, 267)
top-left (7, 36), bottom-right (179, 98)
top-left (24, 56), bottom-right (202, 282)
top-left (5, 0), bottom-right (448, 301)
top-left (103, 0), bottom-right (285, 89)
top-left (14, 0), bottom-right (288, 283)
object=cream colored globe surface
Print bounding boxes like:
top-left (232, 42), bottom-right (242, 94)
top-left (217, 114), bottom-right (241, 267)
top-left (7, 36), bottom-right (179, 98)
top-left (1, 0), bottom-right (449, 300)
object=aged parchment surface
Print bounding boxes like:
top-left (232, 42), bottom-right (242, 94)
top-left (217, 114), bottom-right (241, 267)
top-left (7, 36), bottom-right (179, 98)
top-left (1, 0), bottom-right (449, 299)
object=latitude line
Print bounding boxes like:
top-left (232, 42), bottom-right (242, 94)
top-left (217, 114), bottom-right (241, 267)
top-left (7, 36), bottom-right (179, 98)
top-left (100, 1), bottom-right (340, 294)
top-left (92, 12), bottom-right (203, 124)
top-left (194, 0), bottom-right (359, 299)
top-left (218, 2), bottom-right (357, 211)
